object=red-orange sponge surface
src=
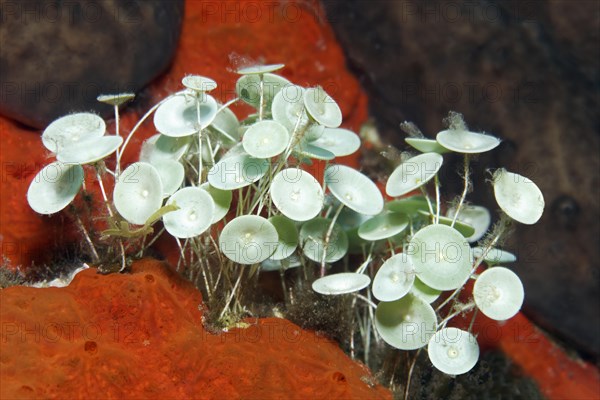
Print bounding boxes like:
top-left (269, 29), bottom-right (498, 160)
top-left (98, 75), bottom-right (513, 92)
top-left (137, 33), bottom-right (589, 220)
top-left (0, 258), bottom-right (391, 399)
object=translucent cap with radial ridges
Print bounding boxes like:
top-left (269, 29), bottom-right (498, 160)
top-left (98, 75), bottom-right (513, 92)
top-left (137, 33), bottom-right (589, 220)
top-left (428, 327), bottom-right (480, 375)
top-left (408, 224), bottom-right (472, 291)
top-left (242, 120), bottom-right (289, 158)
top-left (299, 217), bottom-right (349, 263)
top-left (219, 215), bottom-right (279, 264)
top-left (372, 253), bottom-right (415, 302)
top-left (386, 153), bottom-right (443, 197)
top-left (27, 162), bottom-right (84, 215)
top-left (182, 75), bottom-right (217, 92)
top-left (303, 87), bottom-right (342, 128)
top-left (200, 183), bottom-right (232, 224)
top-left (493, 169), bottom-right (545, 225)
top-left (97, 93), bottom-right (135, 106)
top-left (207, 154), bottom-right (269, 190)
top-left (113, 162), bottom-right (163, 225)
top-left (358, 212), bottom-right (409, 241)
top-left (154, 94), bottom-right (218, 137)
top-left (270, 168), bottom-right (324, 221)
top-left (410, 277), bottom-right (441, 303)
top-left (151, 159), bottom-right (185, 198)
top-left (324, 165), bottom-right (383, 216)
top-left (436, 129), bottom-right (501, 154)
top-left (309, 128), bottom-right (361, 157)
top-left (209, 107), bottom-right (240, 144)
top-left (139, 134), bottom-right (191, 164)
top-left (472, 247), bottom-right (517, 265)
top-left (42, 112), bottom-right (106, 153)
top-left (57, 136), bottom-right (122, 165)
top-left (271, 85), bottom-right (308, 132)
top-left (405, 137), bottom-right (450, 154)
top-left (312, 273), bottom-right (371, 295)
top-left (237, 64), bottom-right (285, 75)
top-left (473, 266), bottom-right (524, 320)
top-left (416, 210), bottom-right (476, 239)
top-left (163, 187), bottom-right (214, 239)
top-left (237, 73), bottom-right (291, 110)
top-left (375, 294), bottom-right (438, 350)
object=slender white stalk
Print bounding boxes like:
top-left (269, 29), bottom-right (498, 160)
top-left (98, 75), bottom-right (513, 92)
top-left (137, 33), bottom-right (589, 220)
top-left (95, 170), bottom-right (113, 218)
top-left (451, 155), bottom-right (470, 227)
top-left (320, 202), bottom-right (345, 277)
top-left (196, 96), bottom-right (203, 186)
top-left (219, 268), bottom-right (244, 319)
top-left (404, 349), bottom-right (422, 400)
top-left (258, 74), bottom-right (265, 121)
top-left (434, 174), bottom-right (441, 224)
top-left (420, 186), bottom-right (435, 224)
top-left (354, 293), bottom-right (377, 310)
top-left (114, 104), bottom-right (121, 177)
top-left (216, 97), bottom-right (240, 114)
top-left (73, 210), bottom-right (99, 263)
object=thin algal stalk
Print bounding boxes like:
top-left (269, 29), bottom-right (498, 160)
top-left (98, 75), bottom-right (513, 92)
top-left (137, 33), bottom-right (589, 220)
top-left (451, 154), bottom-right (470, 227)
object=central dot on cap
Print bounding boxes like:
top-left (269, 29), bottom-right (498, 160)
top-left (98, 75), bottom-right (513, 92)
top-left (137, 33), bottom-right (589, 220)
top-left (141, 189), bottom-right (149, 198)
top-left (290, 189), bottom-right (300, 201)
top-left (447, 346), bottom-right (459, 359)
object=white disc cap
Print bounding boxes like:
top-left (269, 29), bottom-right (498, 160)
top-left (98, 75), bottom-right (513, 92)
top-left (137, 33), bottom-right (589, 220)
top-left (242, 120), bottom-right (289, 158)
top-left (325, 165), bottom-right (383, 216)
top-left (182, 75), bottom-right (217, 92)
top-left (163, 187), bottom-right (214, 238)
top-left (57, 136), bottom-right (122, 165)
top-left (405, 138), bottom-right (450, 154)
top-left (270, 168), bottom-right (324, 221)
top-left (154, 94), bottom-right (218, 137)
top-left (27, 162), bottom-right (84, 214)
top-left (309, 128), bottom-right (361, 157)
top-left (386, 153), bottom-right (443, 197)
top-left (436, 129), bottom-right (501, 154)
top-left (207, 154), bottom-right (269, 190)
top-left (493, 169), bottom-right (544, 225)
top-left (42, 112), bottom-right (106, 153)
top-left (372, 253), bottom-right (416, 302)
top-left (312, 273), bottom-right (371, 295)
top-left (219, 215), bottom-right (279, 265)
top-left (113, 162), bottom-right (163, 225)
top-left (375, 294), bottom-right (438, 350)
top-left (299, 217), bottom-right (348, 263)
top-left (139, 134), bottom-right (191, 163)
top-left (474, 266), bottom-right (524, 320)
top-left (303, 87), bottom-right (342, 128)
top-left (428, 327), bottom-right (479, 375)
top-left (408, 224), bottom-right (473, 291)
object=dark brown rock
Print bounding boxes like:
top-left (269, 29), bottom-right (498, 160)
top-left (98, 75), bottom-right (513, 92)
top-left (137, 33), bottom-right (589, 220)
top-left (0, 0), bottom-right (184, 128)
top-left (322, 0), bottom-right (600, 358)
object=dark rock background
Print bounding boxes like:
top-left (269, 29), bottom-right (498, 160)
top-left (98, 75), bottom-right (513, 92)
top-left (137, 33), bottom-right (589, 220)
top-left (0, 0), bottom-right (184, 128)
top-left (322, 0), bottom-right (600, 359)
